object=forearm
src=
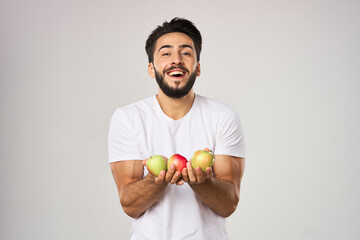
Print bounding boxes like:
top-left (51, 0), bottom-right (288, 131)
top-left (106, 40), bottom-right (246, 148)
top-left (190, 177), bottom-right (239, 218)
top-left (120, 174), bottom-right (167, 218)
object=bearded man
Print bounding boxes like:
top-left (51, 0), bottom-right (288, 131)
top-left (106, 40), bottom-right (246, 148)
top-left (108, 18), bottom-right (246, 240)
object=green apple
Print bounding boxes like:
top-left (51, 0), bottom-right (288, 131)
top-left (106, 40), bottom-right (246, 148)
top-left (146, 155), bottom-right (166, 176)
top-left (191, 148), bottom-right (214, 171)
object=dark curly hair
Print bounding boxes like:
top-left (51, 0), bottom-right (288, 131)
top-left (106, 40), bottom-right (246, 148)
top-left (145, 17), bottom-right (202, 63)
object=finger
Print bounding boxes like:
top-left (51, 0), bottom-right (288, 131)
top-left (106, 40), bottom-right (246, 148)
top-left (176, 181), bottom-right (184, 186)
top-left (182, 168), bottom-right (189, 182)
top-left (195, 167), bottom-right (205, 183)
top-left (205, 167), bottom-right (212, 178)
top-left (154, 170), bottom-right (165, 184)
top-left (170, 171), bottom-right (181, 184)
top-left (176, 179), bottom-right (184, 185)
top-left (142, 157), bottom-right (149, 166)
top-left (186, 162), bottom-right (197, 183)
top-left (165, 164), bottom-right (176, 182)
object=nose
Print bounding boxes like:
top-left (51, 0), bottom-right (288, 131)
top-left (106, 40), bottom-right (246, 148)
top-left (171, 52), bottom-right (183, 65)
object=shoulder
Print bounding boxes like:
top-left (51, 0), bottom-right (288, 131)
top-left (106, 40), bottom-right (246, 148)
top-left (196, 94), bottom-right (238, 117)
top-left (112, 96), bottom-right (155, 120)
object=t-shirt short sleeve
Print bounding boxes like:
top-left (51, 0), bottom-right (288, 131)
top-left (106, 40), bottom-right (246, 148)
top-left (214, 107), bottom-right (246, 158)
top-left (108, 109), bottom-right (143, 163)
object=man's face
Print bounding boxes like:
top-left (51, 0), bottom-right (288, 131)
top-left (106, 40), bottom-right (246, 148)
top-left (148, 32), bottom-right (201, 98)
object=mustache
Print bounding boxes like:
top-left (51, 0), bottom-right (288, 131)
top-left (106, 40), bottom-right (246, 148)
top-left (163, 65), bottom-right (189, 75)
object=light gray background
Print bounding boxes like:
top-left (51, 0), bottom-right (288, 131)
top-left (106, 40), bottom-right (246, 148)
top-left (1, 0), bottom-right (359, 239)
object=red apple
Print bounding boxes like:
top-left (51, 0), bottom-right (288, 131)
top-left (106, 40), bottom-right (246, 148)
top-left (167, 154), bottom-right (188, 172)
top-left (191, 148), bottom-right (214, 171)
top-left (146, 155), bottom-right (166, 176)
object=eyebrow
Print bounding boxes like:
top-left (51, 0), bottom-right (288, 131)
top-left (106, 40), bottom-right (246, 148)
top-left (158, 44), bottom-right (194, 52)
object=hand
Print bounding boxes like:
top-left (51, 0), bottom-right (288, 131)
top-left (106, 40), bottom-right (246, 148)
top-left (182, 161), bottom-right (212, 184)
top-left (166, 163), bottom-right (184, 186)
top-left (142, 156), bottom-right (183, 186)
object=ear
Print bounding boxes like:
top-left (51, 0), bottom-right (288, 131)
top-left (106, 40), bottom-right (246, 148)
top-left (148, 62), bottom-right (155, 78)
top-left (196, 62), bottom-right (201, 77)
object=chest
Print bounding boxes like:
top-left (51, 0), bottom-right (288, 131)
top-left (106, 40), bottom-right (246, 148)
top-left (134, 113), bottom-right (217, 160)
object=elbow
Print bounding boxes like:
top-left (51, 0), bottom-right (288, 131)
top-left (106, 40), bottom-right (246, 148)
top-left (122, 206), bottom-right (143, 219)
top-left (220, 203), bottom-right (237, 218)
top-left (220, 195), bottom-right (239, 218)
top-left (120, 197), bottom-right (144, 219)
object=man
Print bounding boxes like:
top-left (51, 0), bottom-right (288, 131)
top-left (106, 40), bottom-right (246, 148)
top-left (108, 18), bottom-right (246, 240)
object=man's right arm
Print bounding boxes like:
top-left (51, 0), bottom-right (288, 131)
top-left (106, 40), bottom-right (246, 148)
top-left (110, 160), bottom-right (181, 218)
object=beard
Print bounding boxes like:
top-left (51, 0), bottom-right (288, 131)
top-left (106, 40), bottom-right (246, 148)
top-left (154, 66), bottom-right (197, 99)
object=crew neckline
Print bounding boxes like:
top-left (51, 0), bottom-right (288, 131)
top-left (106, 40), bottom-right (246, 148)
top-left (153, 94), bottom-right (199, 124)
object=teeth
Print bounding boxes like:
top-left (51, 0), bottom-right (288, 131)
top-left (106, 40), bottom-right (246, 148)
top-left (169, 71), bottom-right (184, 76)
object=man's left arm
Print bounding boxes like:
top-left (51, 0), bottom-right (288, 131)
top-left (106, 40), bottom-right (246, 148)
top-left (182, 155), bottom-right (245, 218)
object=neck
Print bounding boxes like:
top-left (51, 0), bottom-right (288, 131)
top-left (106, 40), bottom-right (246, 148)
top-left (156, 89), bottom-right (195, 120)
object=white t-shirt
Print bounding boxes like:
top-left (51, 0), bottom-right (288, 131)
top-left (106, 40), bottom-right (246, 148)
top-left (108, 94), bottom-right (246, 240)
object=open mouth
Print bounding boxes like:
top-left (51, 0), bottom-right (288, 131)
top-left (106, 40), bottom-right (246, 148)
top-left (167, 70), bottom-right (186, 78)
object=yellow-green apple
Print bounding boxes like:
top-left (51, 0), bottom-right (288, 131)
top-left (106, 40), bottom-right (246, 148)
top-left (167, 154), bottom-right (188, 172)
top-left (146, 155), bottom-right (166, 176)
top-left (190, 148), bottom-right (214, 171)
